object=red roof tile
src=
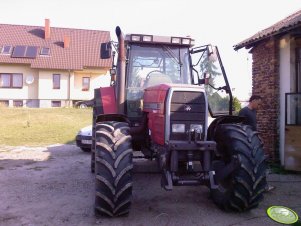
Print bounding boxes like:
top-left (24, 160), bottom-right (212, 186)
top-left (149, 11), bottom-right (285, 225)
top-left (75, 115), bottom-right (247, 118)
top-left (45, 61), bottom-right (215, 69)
top-left (234, 9), bottom-right (301, 50)
top-left (0, 23), bottom-right (112, 70)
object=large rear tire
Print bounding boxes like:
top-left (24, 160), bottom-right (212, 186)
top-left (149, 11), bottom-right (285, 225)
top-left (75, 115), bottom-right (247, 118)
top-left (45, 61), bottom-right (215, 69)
top-left (211, 123), bottom-right (267, 211)
top-left (91, 124), bottom-right (95, 173)
top-left (94, 121), bottom-right (133, 217)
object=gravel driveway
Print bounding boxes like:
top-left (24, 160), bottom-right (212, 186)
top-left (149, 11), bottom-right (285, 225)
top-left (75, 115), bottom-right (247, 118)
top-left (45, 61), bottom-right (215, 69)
top-left (0, 144), bottom-right (301, 226)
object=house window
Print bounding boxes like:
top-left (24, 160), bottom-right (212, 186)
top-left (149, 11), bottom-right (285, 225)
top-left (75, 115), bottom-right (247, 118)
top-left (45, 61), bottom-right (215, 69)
top-left (40, 47), bottom-right (50, 56)
top-left (0, 74), bottom-right (10, 87)
top-left (1, 45), bottom-right (13, 54)
top-left (286, 93), bottom-right (301, 125)
top-left (53, 74), bottom-right (60, 89)
top-left (51, 101), bottom-right (61, 107)
top-left (0, 100), bottom-right (9, 107)
top-left (13, 100), bottom-right (23, 107)
top-left (0, 73), bottom-right (23, 88)
top-left (12, 74), bottom-right (23, 87)
top-left (82, 77), bottom-right (90, 91)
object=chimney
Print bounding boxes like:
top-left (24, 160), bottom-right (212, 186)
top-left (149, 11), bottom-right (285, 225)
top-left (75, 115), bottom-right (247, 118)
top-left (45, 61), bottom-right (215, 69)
top-left (64, 36), bottom-right (70, 48)
top-left (45, 19), bottom-right (50, 39)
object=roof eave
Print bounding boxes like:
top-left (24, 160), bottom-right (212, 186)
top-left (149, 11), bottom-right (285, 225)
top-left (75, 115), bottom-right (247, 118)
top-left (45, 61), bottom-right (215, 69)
top-left (234, 23), bottom-right (301, 51)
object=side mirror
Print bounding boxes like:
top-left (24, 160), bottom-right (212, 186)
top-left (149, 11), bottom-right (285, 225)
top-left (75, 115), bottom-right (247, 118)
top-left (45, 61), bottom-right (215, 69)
top-left (208, 45), bottom-right (218, 62)
top-left (100, 42), bottom-right (112, 59)
top-left (110, 68), bottom-right (117, 85)
top-left (110, 68), bottom-right (116, 76)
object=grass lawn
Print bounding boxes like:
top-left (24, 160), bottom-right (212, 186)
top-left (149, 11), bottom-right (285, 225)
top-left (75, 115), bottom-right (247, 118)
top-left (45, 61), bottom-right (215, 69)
top-left (0, 107), bottom-right (92, 146)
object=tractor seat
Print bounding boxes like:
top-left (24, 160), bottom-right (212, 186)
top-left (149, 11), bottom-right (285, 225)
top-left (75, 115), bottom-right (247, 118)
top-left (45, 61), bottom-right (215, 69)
top-left (144, 72), bottom-right (173, 88)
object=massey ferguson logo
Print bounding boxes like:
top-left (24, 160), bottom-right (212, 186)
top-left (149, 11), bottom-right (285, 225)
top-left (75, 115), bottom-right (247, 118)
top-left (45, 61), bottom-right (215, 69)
top-left (184, 105), bottom-right (192, 111)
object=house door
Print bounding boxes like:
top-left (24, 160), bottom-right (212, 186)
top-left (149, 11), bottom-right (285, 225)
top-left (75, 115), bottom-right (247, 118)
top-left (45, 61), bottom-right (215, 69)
top-left (284, 48), bottom-right (301, 171)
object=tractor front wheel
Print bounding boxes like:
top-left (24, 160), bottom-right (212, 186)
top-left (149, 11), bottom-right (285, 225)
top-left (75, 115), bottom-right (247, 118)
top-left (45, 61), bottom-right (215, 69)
top-left (94, 121), bottom-right (133, 217)
top-left (211, 123), bottom-right (267, 211)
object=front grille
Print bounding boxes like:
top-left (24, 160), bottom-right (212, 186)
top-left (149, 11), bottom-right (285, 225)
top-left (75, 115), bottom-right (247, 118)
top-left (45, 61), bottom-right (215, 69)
top-left (169, 91), bottom-right (206, 141)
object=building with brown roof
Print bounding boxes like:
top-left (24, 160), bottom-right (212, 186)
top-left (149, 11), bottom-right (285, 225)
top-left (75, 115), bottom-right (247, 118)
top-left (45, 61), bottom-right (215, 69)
top-left (234, 9), bottom-right (301, 171)
top-left (0, 19), bottom-right (112, 108)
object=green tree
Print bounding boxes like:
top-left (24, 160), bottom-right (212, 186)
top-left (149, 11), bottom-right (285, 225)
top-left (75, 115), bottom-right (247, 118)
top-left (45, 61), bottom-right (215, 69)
top-left (232, 96), bottom-right (242, 115)
top-left (208, 93), bottom-right (241, 115)
top-left (199, 49), bottom-right (222, 95)
top-left (208, 92), bottom-right (228, 113)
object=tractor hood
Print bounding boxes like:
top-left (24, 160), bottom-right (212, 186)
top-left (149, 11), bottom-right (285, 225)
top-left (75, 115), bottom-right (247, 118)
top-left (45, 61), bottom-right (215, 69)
top-left (143, 84), bottom-right (208, 145)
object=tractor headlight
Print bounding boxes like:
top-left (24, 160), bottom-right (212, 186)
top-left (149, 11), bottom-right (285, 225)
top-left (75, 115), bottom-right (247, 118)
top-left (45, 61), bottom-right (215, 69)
top-left (142, 35), bottom-right (152, 42)
top-left (171, 37), bottom-right (181, 44)
top-left (172, 124), bottom-right (185, 133)
top-left (190, 124), bottom-right (203, 133)
top-left (131, 35), bottom-right (141, 42)
top-left (181, 38), bottom-right (191, 45)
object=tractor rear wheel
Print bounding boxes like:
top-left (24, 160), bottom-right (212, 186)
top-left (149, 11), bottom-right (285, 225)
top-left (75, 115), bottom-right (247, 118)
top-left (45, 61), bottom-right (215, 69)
top-left (94, 121), bottom-right (133, 217)
top-left (211, 123), bottom-right (267, 211)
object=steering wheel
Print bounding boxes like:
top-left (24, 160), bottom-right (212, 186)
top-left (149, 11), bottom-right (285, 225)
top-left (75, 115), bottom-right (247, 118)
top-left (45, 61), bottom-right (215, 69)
top-left (145, 70), bottom-right (165, 79)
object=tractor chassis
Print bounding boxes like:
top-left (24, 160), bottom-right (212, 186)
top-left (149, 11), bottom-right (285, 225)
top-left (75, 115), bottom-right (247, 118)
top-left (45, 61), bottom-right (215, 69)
top-left (158, 140), bottom-right (241, 191)
top-left (159, 140), bottom-right (217, 190)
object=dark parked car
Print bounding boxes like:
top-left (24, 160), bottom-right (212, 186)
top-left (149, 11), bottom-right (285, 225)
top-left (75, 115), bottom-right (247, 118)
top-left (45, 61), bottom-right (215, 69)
top-left (75, 125), bottom-right (92, 152)
top-left (74, 99), bottom-right (94, 108)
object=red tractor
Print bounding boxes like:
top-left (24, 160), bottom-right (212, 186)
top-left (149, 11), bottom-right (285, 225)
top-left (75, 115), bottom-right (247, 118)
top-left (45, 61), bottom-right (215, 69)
top-left (92, 26), bottom-right (267, 217)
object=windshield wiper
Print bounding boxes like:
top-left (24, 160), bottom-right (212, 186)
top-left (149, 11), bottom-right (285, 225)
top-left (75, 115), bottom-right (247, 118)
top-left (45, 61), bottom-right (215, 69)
top-left (162, 45), bottom-right (181, 65)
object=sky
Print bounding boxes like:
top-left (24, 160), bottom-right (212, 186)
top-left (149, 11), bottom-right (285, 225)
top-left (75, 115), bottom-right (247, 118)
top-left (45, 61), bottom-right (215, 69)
top-left (1, 0), bottom-right (301, 100)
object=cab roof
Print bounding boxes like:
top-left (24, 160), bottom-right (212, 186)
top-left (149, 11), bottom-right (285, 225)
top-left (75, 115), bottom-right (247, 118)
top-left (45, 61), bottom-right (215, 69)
top-left (125, 33), bottom-right (195, 47)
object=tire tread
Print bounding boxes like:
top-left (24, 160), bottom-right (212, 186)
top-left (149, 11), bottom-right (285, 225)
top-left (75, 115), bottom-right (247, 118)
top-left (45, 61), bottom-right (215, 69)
top-left (95, 121), bottom-right (133, 217)
top-left (211, 123), bottom-right (267, 211)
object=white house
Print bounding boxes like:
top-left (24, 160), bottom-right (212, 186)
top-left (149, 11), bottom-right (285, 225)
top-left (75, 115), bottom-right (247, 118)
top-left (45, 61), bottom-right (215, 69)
top-left (0, 19), bottom-right (112, 107)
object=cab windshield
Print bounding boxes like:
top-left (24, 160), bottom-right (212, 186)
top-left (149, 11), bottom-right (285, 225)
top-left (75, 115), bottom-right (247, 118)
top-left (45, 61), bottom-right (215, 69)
top-left (127, 44), bottom-right (192, 88)
top-left (126, 44), bottom-right (192, 118)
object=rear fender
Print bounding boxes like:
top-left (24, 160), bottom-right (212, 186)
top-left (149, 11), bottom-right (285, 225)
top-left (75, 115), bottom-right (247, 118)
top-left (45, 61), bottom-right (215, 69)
top-left (95, 114), bottom-right (130, 124)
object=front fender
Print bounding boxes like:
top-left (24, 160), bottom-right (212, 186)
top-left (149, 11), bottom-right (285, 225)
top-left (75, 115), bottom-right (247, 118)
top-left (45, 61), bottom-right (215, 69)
top-left (207, 115), bottom-right (244, 140)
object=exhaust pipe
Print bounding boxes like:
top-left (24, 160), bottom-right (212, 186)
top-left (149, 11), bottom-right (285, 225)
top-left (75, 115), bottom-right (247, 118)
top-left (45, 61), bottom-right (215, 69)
top-left (115, 26), bottom-right (126, 115)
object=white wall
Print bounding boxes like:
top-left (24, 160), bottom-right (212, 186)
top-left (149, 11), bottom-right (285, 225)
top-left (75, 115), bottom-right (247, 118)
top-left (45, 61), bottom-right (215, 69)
top-left (71, 69), bottom-right (109, 100)
top-left (38, 70), bottom-right (69, 100)
top-left (0, 64), bottom-right (39, 100)
top-left (1, 65), bottom-right (110, 107)
top-left (279, 35), bottom-right (294, 166)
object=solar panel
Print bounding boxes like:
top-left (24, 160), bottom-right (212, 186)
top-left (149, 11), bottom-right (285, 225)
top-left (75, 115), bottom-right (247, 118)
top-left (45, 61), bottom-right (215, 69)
top-left (25, 46), bottom-right (38, 58)
top-left (12, 46), bottom-right (26, 58)
top-left (11, 46), bottom-right (38, 58)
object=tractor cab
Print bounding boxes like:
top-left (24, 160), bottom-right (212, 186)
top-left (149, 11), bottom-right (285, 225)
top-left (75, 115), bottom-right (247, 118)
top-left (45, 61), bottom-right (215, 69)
top-left (101, 28), bottom-right (232, 122)
top-left (124, 34), bottom-right (195, 121)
